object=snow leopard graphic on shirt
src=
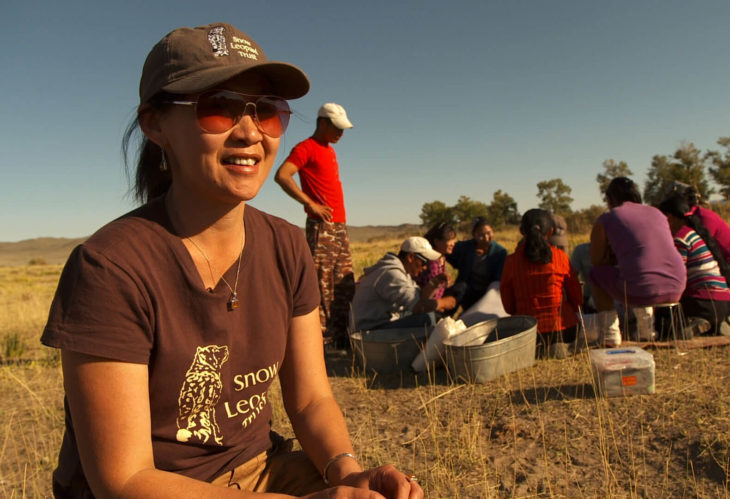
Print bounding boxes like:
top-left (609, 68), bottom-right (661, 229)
top-left (176, 344), bottom-right (229, 445)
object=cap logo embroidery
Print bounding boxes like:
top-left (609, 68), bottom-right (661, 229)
top-left (230, 36), bottom-right (259, 60)
top-left (208, 27), bottom-right (229, 57)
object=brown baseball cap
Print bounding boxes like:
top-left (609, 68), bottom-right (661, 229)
top-left (139, 23), bottom-right (310, 104)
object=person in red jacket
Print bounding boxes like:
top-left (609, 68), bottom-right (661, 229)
top-left (500, 209), bottom-right (582, 357)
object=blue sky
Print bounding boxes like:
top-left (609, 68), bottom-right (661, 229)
top-left (2, 0), bottom-right (730, 242)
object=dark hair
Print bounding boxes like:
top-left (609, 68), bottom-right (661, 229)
top-left (658, 195), bottom-right (730, 283)
top-left (471, 216), bottom-right (491, 235)
top-left (122, 94), bottom-right (175, 203)
top-left (520, 209), bottom-right (553, 264)
top-left (316, 116), bottom-right (331, 129)
top-left (397, 250), bottom-right (412, 261)
top-left (683, 186), bottom-right (701, 208)
top-left (605, 177), bottom-right (641, 207)
top-left (423, 222), bottom-right (456, 248)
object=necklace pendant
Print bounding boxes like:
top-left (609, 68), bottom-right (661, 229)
top-left (227, 294), bottom-right (239, 311)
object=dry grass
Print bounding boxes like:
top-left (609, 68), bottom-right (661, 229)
top-left (1, 231), bottom-right (729, 498)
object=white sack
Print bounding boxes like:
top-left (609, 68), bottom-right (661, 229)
top-left (411, 316), bottom-right (466, 372)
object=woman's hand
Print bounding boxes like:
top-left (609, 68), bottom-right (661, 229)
top-left (339, 465), bottom-right (423, 499)
top-left (303, 486), bottom-right (384, 498)
top-left (430, 273), bottom-right (449, 287)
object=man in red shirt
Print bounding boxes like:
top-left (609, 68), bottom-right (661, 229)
top-left (275, 103), bottom-right (354, 349)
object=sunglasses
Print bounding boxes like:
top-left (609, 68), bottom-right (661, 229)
top-left (166, 90), bottom-right (292, 137)
top-left (414, 253), bottom-right (429, 265)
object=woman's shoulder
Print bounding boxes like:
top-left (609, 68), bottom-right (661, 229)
top-left (551, 245), bottom-right (571, 266)
top-left (82, 199), bottom-right (174, 258)
top-left (246, 205), bottom-right (304, 238)
top-left (245, 205), bottom-right (308, 256)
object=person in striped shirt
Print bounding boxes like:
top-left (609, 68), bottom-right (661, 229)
top-left (659, 195), bottom-right (730, 336)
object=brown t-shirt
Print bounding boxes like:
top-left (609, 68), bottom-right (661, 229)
top-left (42, 198), bottom-right (319, 491)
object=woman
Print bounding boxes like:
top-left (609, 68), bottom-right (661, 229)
top-left (415, 222), bottom-right (457, 299)
top-left (659, 195), bottom-right (730, 336)
top-left (446, 217), bottom-right (507, 311)
top-left (500, 209), bottom-right (582, 357)
top-left (41, 23), bottom-right (422, 499)
top-left (682, 186), bottom-right (730, 263)
top-left (589, 177), bottom-right (686, 346)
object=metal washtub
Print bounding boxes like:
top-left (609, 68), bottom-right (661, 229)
top-left (444, 316), bottom-right (537, 383)
top-left (350, 327), bottom-right (430, 373)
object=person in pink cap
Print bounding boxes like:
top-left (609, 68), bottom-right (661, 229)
top-left (276, 103), bottom-right (355, 351)
top-left (41, 23), bottom-right (422, 499)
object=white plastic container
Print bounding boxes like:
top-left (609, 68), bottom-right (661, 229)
top-left (589, 347), bottom-right (655, 397)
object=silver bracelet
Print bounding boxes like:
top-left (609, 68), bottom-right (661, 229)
top-left (322, 452), bottom-right (357, 486)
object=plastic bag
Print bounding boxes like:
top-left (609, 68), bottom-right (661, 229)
top-left (411, 316), bottom-right (466, 372)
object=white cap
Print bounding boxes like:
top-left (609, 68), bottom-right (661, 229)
top-left (400, 237), bottom-right (441, 261)
top-left (318, 102), bottom-right (353, 129)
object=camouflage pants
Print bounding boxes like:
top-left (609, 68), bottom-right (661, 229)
top-left (305, 218), bottom-right (355, 345)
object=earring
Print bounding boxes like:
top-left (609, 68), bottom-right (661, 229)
top-left (160, 150), bottom-right (168, 171)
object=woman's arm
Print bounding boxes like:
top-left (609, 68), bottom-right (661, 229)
top-left (62, 351), bottom-right (293, 498)
top-left (279, 309), bottom-right (422, 499)
top-left (589, 221), bottom-right (613, 266)
top-left (564, 265), bottom-right (583, 310)
top-left (498, 257), bottom-right (516, 314)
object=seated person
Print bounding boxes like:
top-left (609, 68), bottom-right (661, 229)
top-left (570, 242), bottom-right (595, 312)
top-left (659, 195), bottom-right (730, 336)
top-left (351, 237), bottom-right (456, 331)
top-left (416, 222), bottom-right (457, 299)
top-left (500, 209), bottom-right (582, 357)
top-left (446, 217), bottom-right (507, 311)
top-left (589, 177), bottom-right (686, 347)
top-left (682, 185), bottom-right (730, 263)
top-left (549, 213), bottom-right (569, 253)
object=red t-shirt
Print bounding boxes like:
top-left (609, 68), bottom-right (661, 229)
top-left (285, 137), bottom-right (347, 223)
top-left (500, 243), bottom-right (582, 333)
top-left (42, 199), bottom-right (319, 492)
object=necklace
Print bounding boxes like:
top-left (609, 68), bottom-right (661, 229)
top-left (186, 228), bottom-right (245, 312)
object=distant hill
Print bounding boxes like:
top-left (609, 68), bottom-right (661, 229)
top-left (0, 224), bottom-right (423, 267)
top-left (0, 237), bottom-right (87, 266)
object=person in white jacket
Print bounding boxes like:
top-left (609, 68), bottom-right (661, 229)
top-left (351, 237), bottom-right (456, 331)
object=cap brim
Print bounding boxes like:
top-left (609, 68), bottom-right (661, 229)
top-left (331, 117), bottom-right (353, 129)
top-left (421, 249), bottom-right (442, 261)
top-left (162, 61), bottom-right (310, 99)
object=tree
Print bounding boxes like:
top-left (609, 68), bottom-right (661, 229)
top-left (452, 195), bottom-right (488, 232)
top-left (643, 142), bottom-right (713, 206)
top-left (536, 178), bottom-right (573, 215)
top-left (707, 137), bottom-right (730, 201)
top-left (419, 200), bottom-right (455, 228)
top-left (596, 159), bottom-right (633, 196)
top-left (486, 190), bottom-right (520, 228)
top-left (566, 204), bottom-right (606, 233)
top-left (419, 195), bottom-right (489, 232)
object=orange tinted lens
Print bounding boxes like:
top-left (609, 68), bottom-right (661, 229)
top-left (196, 114), bottom-right (236, 133)
top-left (195, 91), bottom-right (243, 133)
top-left (255, 97), bottom-right (290, 137)
top-left (195, 92), bottom-right (290, 136)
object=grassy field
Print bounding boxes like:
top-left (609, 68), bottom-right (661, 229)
top-left (1, 229), bottom-right (729, 498)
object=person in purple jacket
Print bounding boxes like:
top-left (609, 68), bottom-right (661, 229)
top-left (589, 177), bottom-right (687, 346)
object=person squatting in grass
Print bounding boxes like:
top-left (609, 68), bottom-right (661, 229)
top-left (350, 237), bottom-right (457, 331)
top-left (659, 195), bottom-right (730, 336)
top-left (275, 103), bottom-right (355, 350)
top-left (499, 209), bottom-right (583, 358)
top-left (41, 22), bottom-right (422, 499)
top-left (588, 177), bottom-right (686, 347)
